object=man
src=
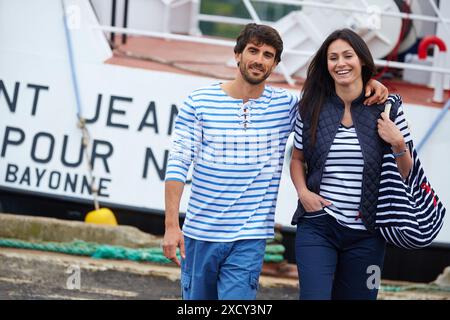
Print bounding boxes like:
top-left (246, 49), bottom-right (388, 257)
top-left (163, 23), bottom-right (388, 300)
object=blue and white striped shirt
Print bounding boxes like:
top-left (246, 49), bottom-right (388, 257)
top-left (294, 103), bottom-right (411, 230)
top-left (165, 83), bottom-right (299, 241)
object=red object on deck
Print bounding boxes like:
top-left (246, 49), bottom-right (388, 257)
top-left (418, 35), bottom-right (447, 60)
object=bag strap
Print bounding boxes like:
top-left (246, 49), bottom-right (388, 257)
top-left (383, 94), bottom-right (414, 153)
top-left (383, 94), bottom-right (401, 122)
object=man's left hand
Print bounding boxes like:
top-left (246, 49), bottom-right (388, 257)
top-left (364, 79), bottom-right (388, 105)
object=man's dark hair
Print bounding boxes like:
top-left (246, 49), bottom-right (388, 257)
top-left (234, 23), bottom-right (283, 63)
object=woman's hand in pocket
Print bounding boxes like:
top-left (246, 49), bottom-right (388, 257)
top-left (298, 189), bottom-right (332, 213)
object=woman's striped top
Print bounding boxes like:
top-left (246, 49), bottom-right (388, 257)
top-left (294, 103), bottom-right (412, 230)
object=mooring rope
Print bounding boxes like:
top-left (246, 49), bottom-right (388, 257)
top-left (0, 238), bottom-right (285, 263)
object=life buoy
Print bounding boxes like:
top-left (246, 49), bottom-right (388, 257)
top-left (418, 35), bottom-right (447, 60)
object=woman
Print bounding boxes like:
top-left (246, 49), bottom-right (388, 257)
top-left (290, 29), bottom-right (413, 300)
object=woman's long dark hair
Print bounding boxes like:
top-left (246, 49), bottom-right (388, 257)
top-left (300, 28), bottom-right (376, 145)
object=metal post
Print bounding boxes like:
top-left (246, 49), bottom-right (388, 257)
top-left (434, 53), bottom-right (444, 103)
top-left (189, 0), bottom-right (201, 36)
top-left (242, 0), bottom-right (261, 22)
top-left (163, 1), bottom-right (171, 34)
top-left (122, 0), bottom-right (129, 44)
top-left (111, 0), bottom-right (117, 45)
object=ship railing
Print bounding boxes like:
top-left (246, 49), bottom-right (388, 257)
top-left (94, 24), bottom-right (450, 77)
top-left (97, 0), bottom-right (450, 81)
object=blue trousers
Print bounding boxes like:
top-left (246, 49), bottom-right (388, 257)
top-left (295, 212), bottom-right (386, 300)
top-left (181, 236), bottom-right (266, 300)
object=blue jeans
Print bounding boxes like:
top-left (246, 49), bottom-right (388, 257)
top-left (180, 236), bottom-right (266, 300)
top-left (295, 212), bottom-right (386, 300)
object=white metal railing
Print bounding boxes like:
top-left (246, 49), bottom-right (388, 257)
top-left (252, 0), bottom-right (450, 26)
top-left (94, 25), bottom-right (450, 76)
top-left (193, 0), bottom-right (450, 101)
top-left (96, 0), bottom-right (450, 90)
top-left (194, 0), bottom-right (450, 36)
top-left (197, 14), bottom-right (269, 26)
top-left (194, 0), bottom-right (450, 62)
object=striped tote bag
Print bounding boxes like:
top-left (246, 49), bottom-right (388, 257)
top-left (375, 104), bottom-right (446, 249)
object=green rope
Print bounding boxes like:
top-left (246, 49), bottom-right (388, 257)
top-left (263, 253), bottom-right (284, 263)
top-left (265, 244), bottom-right (285, 254)
top-left (380, 283), bottom-right (450, 293)
top-left (0, 238), bottom-right (285, 264)
top-left (0, 238), bottom-right (174, 264)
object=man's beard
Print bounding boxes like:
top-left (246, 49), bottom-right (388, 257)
top-left (239, 62), bottom-right (271, 85)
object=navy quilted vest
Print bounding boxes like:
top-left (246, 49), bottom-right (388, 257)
top-left (291, 92), bottom-right (399, 232)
